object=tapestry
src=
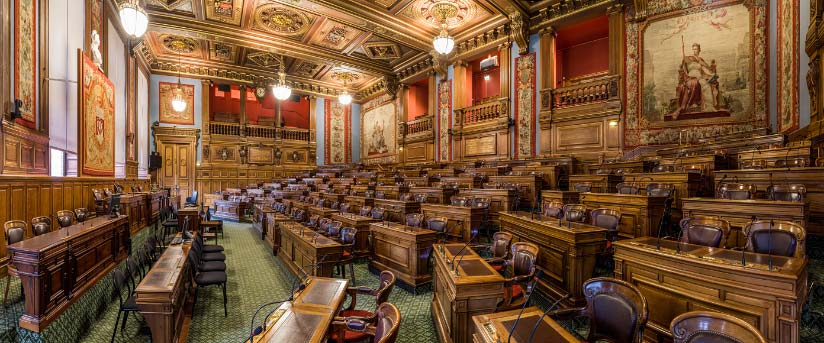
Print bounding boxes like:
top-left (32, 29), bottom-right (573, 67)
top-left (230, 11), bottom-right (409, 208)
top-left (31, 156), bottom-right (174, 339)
top-left (159, 82), bottom-right (195, 125)
top-left (514, 53), bottom-right (536, 158)
top-left (625, 0), bottom-right (767, 147)
top-left (777, 0), bottom-right (799, 133)
top-left (324, 98), bottom-right (351, 165)
top-left (14, 0), bottom-right (37, 126)
top-left (361, 95), bottom-right (397, 164)
top-left (79, 51), bottom-right (115, 176)
top-left (437, 80), bottom-right (452, 161)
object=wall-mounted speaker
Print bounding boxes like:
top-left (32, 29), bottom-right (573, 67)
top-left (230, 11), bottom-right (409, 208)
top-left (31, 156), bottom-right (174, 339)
top-left (149, 152), bottom-right (162, 170)
top-left (217, 84), bottom-right (231, 92)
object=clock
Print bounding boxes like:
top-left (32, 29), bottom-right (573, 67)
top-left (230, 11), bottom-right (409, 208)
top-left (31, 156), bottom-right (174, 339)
top-left (254, 86), bottom-right (266, 102)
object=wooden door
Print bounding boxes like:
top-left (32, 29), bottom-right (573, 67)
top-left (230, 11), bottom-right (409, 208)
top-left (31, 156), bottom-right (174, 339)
top-left (153, 126), bottom-right (199, 207)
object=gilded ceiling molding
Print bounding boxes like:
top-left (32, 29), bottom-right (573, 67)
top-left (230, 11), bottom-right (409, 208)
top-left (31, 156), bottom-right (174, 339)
top-left (451, 23), bottom-right (509, 61)
top-left (429, 50), bottom-right (448, 76)
top-left (531, 0), bottom-right (618, 31)
top-left (508, 12), bottom-right (529, 55)
top-left (394, 53), bottom-right (435, 82)
top-left (357, 74), bottom-right (400, 101)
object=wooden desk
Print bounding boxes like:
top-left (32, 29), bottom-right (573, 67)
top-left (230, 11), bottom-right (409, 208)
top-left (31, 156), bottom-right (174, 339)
top-left (307, 206), bottom-right (339, 219)
top-left (568, 174), bottom-right (622, 193)
top-left (343, 195), bottom-right (374, 215)
top-left (472, 307), bottom-right (581, 343)
top-left (406, 176), bottom-right (437, 187)
top-left (213, 199), bottom-right (248, 221)
top-left (624, 172), bottom-right (705, 210)
top-left (713, 167), bottom-right (824, 235)
top-left (510, 164), bottom-right (566, 190)
top-left (376, 185), bottom-right (410, 199)
top-left (369, 221), bottom-right (437, 288)
top-left (429, 168), bottom-right (462, 177)
top-left (319, 192), bottom-right (347, 204)
top-left (137, 190), bottom-right (164, 227)
top-left (410, 187), bottom-right (457, 205)
top-left (373, 199), bottom-right (421, 223)
top-left (682, 197), bottom-right (808, 248)
top-left (9, 215), bottom-right (130, 332)
top-left (250, 277), bottom-right (349, 343)
top-left (589, 160), bottom-right (655, 174)
top-left (614, 237), bottom-right (807, 343)
top-left (541, 190), bottom-right (580, 205)
top-left (135, 235), bottom-right (192, 343)
top-left (329, 213), bottom-right (378, 256)
top-left (269, 190), bottom-right (303, 200)
top-left (432, 243), bottom-right (505, 343)
top-left (420, 203), bottom-right (486, 242)
top-left (178, 205), bottom-right (201, 233)
top-left (459, 188), bottom-right (518, 224)
top-left (655, 153), bottom-right (731, 173)
top-left (279, 222), bottom-right (342, 278)
top-left (265, 213), bottom-right (293, 256)
top-left (439, 176), bottom-right (484, 189)
top-left (120, 193), bottom-right (148, 234)
top-left (203, 193), bottom-right (226, 210)
top-left (254, 204), bottom-right (277, 240)
top-left (350, 185), bottom-right (374, 196)
top-left (498, 211), bottom-right (606, 307)
top-left (486, 175), bottom-right (544, 208)
top-left (579, 192), bottom-right (668, 239)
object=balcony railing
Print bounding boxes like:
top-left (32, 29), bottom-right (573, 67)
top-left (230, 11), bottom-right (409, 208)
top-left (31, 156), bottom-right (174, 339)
top-left (209, 122), bottom-right (241, 136)
top-left (209, 122), bottom-right (313, 143)
top-left (245, 125), bottom-right (277, 139)
top-left (550, 74), bottom-right (620, 109)
top-left (280, 127), bottom-right (313, 142)
top-left (456, 97), bottom-right (509, 125)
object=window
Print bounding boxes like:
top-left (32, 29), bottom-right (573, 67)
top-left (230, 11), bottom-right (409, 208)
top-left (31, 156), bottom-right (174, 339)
top-left (50, 149), bottom-right (65, 177)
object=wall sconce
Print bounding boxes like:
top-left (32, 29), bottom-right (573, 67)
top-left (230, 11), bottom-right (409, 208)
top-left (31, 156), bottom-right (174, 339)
top-left (608, 119), bottom-right (619, 127)
top-left (483, 74), bottom-right (490, 81)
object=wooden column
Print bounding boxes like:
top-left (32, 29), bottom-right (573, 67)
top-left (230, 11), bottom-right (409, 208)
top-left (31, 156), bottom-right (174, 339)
top-left (428, 72), bottom-right (437, 119)
top-left (201, 80), bottom-right (211, 130)
top-left (308, 96), bottom-right (316, 144)
top-left (239, 85), bottom-right (247, 125)
top-left (538, 27), bottom-right (556, 156)
top-left (498, 43), bottom-right (512, 101)
top-left (607, 4), bottom-right (625, 149)
top-left (453, 61), bottom-right (469, 161)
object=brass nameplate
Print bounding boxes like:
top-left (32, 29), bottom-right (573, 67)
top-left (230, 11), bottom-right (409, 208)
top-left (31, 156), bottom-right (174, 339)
top-left (465, 135), bottom-right (496, 156)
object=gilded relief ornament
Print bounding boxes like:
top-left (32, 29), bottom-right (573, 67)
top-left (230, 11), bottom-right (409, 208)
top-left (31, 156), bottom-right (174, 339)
top-left (254, 4), bottom-right (312, 36)
top-left (246, 51), bottom-right (281, 68)
top-left (161, 35), bottom-right (198, 55)
top-left (410, 0), bottom-right (480, 29)
top-left (509, 12), bottom-right (529, 55)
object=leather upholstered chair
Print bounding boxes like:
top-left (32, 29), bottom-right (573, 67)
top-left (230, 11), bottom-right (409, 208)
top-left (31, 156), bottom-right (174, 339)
top-left (330, 201), bottom-right (340, 210)
top-left (549, 277), bottom-right (649, 343)
top-left (31, 216), bottom-right (51, 237)
top-left (590, 208), bottom-right (622, 242)
top-left (562, 204), bottom-right (587, 223)
top-left (670, 311), bottom-right (766, 343)
top-left (677, 217), bottom-right (731, 248)
top-left (646, 183), bottom-right (675, 198)
top-left (307, 214), bottom-right (321, 230)
top-left (450, 196), bottom-right (474, 207)
top-left (317, 218), bottom-right (332, 235)
top-left (371, 208), bottom-right (386, 221)
top-left (768, 184), bottom-right (806, 202)
top-left (399, 193), bottom-right (414, 201)
top-left (775, 158), bottom-right (809, 168)
top-left (4, 220), bottom-right (26, 306)
top-left (327, 221), bottom-right (343, 239)
top-left (360, 206), bottom-right (373, 217)
top-left (405, 213), bottom-right (424, 227)
top-left (413, 193), bottom-right (428, 204)
top-left (740, 159), bottom-right (766, 170)
top-left (56, 210), bottom-right (75, 228)
top-left (497, 242), bottom-right (539, 311)
top-left (426, 216), bottom-right (451, 242)
top-left (542, 201), bottom-right (565, 219)
top-left (719, 183), bottom-right (756, 200)
top-left (332, 271), bottom-right (397, 343)
top-left (653, 165), bottom-right (675, 173)
top-left (334, 227), bottom-right (358, 284)
top-left (332, 302), bottom-right (401, 343)
top-left (616, 183), bottom-right (640, 195)
top-left (479, 232), bottom-right (513, 272)
top-left (339, 203), bottom-right (351, 214)
top-left (574, 182), bottom-right (592, 193)
top-left (742, 220), bottom-right (806, 258)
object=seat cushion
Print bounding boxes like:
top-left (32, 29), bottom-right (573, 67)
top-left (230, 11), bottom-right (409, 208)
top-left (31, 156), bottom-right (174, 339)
top-left (492, 264), bottom-right (504, 272)
top-left (200, 261), bottom-right (226, 272)
top-left (202, 245), bottom-right (224, 253)
top-left (202, 252), bottom-right (226, 261)
top-left (122, 295), bottom-right (140, 311)
top-left (195, 271), bottom-right (227, 285)
top-left (342, 250), bottom-right (351, 258)
top-left (511, 284), bottom-right (523, 299)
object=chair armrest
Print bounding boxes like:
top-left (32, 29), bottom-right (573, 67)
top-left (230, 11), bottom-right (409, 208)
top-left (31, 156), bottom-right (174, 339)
top-left (485, 257), bottom-right (505, 265)
top-left (547, 307), bottom-right (588, 321)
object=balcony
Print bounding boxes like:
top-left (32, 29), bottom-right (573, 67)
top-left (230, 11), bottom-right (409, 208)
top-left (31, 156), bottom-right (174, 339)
top-left (209, 122), bottom-right (313, 143)
top-left (400, 115), bottom-right (434, 144)
top-left (540, 74), bottom-right (621, 123)
top-left (454, 97), bottom-right (510, 135)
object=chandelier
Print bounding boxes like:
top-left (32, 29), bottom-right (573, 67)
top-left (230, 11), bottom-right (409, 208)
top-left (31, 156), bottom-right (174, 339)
top-left (118, 0), bottom-right (148, 38)
top-left (272, 55), bottom-right (291, 100)
top-left (171, 51), bottom-right (187, 112)
top-left (337, 72), bottom-right (353, 105)
top-left (431, 3), bottom-right (457, 55)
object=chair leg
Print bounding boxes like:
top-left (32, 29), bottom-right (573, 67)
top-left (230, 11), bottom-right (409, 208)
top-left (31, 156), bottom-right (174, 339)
top-left (3, 275), bottom-right (10, 307)
top-left (222, 283), bottom-right (228, 317)
top-left (193, 287), bottom-right (199, 310)
top-left (110, 310), bottom-right (122, 343)
top-left (348, 262), bottom-right (356, 286)
top-left (121, 311), bottom-right (129, 333)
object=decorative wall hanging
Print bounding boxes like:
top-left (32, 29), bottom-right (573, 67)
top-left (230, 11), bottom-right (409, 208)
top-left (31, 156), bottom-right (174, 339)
top-left (159, 81), bottom-right (195, 125)
top-left (514, 52), bottom-right (536, 158)
top-left (79, 51), bottom-right (116, 176)
top-left (361, 94), bottom-right (398, 165)
top-left (624, 0), bottom-right (768, 147)
top-left (777, 0), bottom-right (799, 133)
top-left (127, 55), bottom-right (137, 161)
top-left (14, 0), bottom-right (37, 126)
top-left (437, 80), bottom-right (452, 161)
top-left (324, 99), bottom-right (351, 165)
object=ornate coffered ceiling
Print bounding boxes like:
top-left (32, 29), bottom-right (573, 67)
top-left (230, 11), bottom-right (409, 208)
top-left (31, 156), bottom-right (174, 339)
top-left (134, 0), bottom-right (538, 98)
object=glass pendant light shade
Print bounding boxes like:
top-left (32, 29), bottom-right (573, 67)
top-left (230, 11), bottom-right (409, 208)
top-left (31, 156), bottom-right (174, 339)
top-left (118, 0), bottom-right (148, 38)
top-left (171, 84), bottom-right (187, 112)
top-left (338, 91), bottom-right (352, 105)
top-left (272, 71), bottom-right (291, 100)
top-left (433, 26), bottom-right (454, 55)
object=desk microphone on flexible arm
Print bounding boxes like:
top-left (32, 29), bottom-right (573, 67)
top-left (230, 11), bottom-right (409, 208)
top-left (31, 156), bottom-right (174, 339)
top-left (505, 270), bottom-right (543, 343)
top-left (443, 220), bottom-right (464, 264)
top-left (453, 230), bottom-right (480, 276)
top-left (742, 215), bottom-right (757, 267)
top-left (716, 174), bottom-right (728, 198)
top-left (526, 294), bottom-right (571, 343)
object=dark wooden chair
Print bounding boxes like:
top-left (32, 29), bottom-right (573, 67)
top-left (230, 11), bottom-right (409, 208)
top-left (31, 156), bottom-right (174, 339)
top-left (371, 207), bottom-right (386, 221)
top-left (646, 183), bottom-right (675, 198)
top-left (562, 204), bottom-right (587, 223)
top-left (719, 183), bottom-right (756, 200)
top-left (334, 227), bottom-right (358, 284)
top-left (616, 183), bottom-right (640, 195)
top-left (549, 277), bottom-right (649, 343)
top-left (573, 182), bottom-right (592, 193)
top-left (360, 206), bottom-right (373, 217)
top-left (496, 242), bottom-right (539, 311)
top-left (3, 220), bottom-right (26, 306)
top-left (767, 184), bottom-right (806, 202)
top-left (30, 216), bottom-right (51, 237)
top-left (742, 220), bottom-right (806, 258)
top-left (479, 232), bottom-right (513, 272)
top-left (194, 231), bottom-right (226, 262)
top-left (426, 216), bottom-right (450, 242)
top-left (331, 271), bottom-right (397, 343)
top-left (590, 208), bottom-right (622, 241)
top-left (677, 217), bottom-right (731, 248)
top-left (542, 201), bottom-right (565, 219)
top-left (670, 311), bottom-right (766, 343)
top-left (339, 203), bottom-right (351, 214)
top-left (331, 302), bottom-right (401, 343)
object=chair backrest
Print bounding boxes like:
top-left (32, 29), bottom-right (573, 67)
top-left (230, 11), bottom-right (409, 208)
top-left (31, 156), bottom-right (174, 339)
top-left (653, 165), bottom-right (674, 173)
top-left (340, 227), bottom-right (357, 245)
top-left (371, 207), bottom-right (386, 220)
top-left (682, 165), bottom-right (704, 175)
top-left (582, 277), bottom-right (649, 343)
top-left (743, 220), bottom-right (805, 258)
top-left (365, 190), bottom-right (376, 198)
top-left (375, 271), bottom-right (397, 306)
top-left (339, 203), bottom-right (351, 214)
top-left (616, 183), bottom-right (640, 195)
top-left (74, 208), bottom-right (89, 222)
top-left (413, 193), bottom-right (428, 203)
top-left (360, 206), bottom-right (373, 217)
top-left (426, 217), bottom-right (448, 234)
top-left (562, 204), bottom-right (587, 223)
top-left (767, 184), bottom-right (806, 202)
top-left (373, 303), bottom-right (402, 343)
top-left (646, 183), bottom-right (675, 198)
top-left (111, 268), bottom-right (131, 305)
top-left (405, 213), bottom-right (424, 227)
top-left (399, 193), bottom-right (414, 201)
top-left (775, 158), bottom-right (809, 168)
top-left (31, 216), bottom-right (51, 237)
top-left (670, 311), bottom-right (766, 343)
top-left (472, 198), bottom-right (490, 209)
top-left (4, 220), bottom-right (26, 245)
top-left (92, 189), bottom-right (105, 201)
top-left (720, 183), bottom-right (756, 200)
top-left (308, 215), bottom-right (320, 228)
top-left (509, 242), bottom-right (539, 278)
top-left (678, 217), bottom-right (731, 248)
top-left (489, 232), bottom-right (512, 259)
top-left (574, 182), bottom-right (592, 193)
top-left (740, 159), bottom-right (766, 170)
top-left (590, 208), bottom-right (621, 232)
top-left (540, 201), bottom-right (562, 219)
top-left (329, 201), bottom-right (340, 210)
top-left (56, 210), bottom-right (75, 228)
top-left (450, 196), bottom-right (473, 207)
top-left (327, 221), bottom-right (343, 237)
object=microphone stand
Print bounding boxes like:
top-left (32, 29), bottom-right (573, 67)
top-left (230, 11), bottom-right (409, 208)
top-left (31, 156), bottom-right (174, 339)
top-left (506, 270), bottom-right (543, 343)
top-left (526, 294), bottom-right (571, 343)
top-left (742, 215), bottom-right (756, 267)
top-left (453, 231), bottom-right (480, 276)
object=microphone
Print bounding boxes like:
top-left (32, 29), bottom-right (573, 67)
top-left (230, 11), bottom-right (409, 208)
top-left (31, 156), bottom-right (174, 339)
top-left (248, 260), bottom-right (317, 343)
top-left (717, 174), bottom-right (728, 198)
top-left (742, 215), bottom-right (756, 267)
top-left (767, 220), bottom-right (774, 271)
top-left (453, 230), bottom-right (480, 276)
top-left (506, 270), bottom-right (543, 343)
top-left (526, 294), bottom-right (571, 343)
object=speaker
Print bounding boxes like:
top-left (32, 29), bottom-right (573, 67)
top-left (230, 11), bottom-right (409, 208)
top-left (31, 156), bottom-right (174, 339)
top-left (149, 152), bottom-right (162, 170)
top-left (217, 84), bottom-right (231, 92)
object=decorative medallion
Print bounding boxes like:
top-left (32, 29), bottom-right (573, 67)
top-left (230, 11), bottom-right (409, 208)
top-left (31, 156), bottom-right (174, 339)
top-left (209, 42), bottom-right (236, 63)
top-left (362, 42), bottom-right (401, 60)
top-left (205, 0), bottom-right (242, 26)
top-left (404, 0), bottom-right (481, 29)
top-left (294, 61), bottom-right (321, 78)
top-left (330, 71), bottom-right (361, 84)
top-left (309, 20), bottom-right (362, 50)
top-left (160, 34), bottom-right (199, 55)
top-left (254, 4), bottom-right (313, 36)
top-left (246, 51), bottom-right (282, 68)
